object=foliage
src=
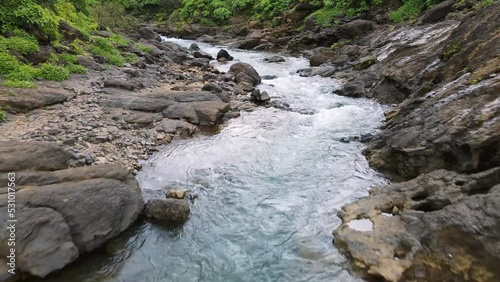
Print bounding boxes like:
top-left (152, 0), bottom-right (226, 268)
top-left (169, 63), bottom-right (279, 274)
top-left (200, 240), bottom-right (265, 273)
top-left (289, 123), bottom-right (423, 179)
top-left (136, 43), bottom-right (152, 53)
top-left (38, 63), bottom-right (71, 81)
top-left (66, 63), bottom-right (87, 74)
top-left (3, 80), bottom-right (37, 88)
top-left (0, 52), bottom-right (21, 75)
top-left (389, 0), bottom-right (443, 22)
top-left (90, 1), bottom-right (138, 31)
top-left (0, 108), bottom-right (5, 122)
top-left (0, 34), bottom-right (39, 55)
top-left (5, 65), bottom-right (39, 81)
top-left (58, 53), bottom-right (78, 64)
top-left (88, 37), bottom-right (126, 66)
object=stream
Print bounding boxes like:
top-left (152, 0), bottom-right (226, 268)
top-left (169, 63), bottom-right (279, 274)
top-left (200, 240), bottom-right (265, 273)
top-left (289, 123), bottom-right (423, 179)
top-left (41, 38), bottom-right (389, 282)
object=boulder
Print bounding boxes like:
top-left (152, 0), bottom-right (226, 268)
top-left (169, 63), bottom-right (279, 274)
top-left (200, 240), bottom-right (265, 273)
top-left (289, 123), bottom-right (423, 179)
top-left (0, 163), bottom-right (143, 278)
top-left (0, 141), bottom-right (73, 172)
top-left (334, 168), bottom-right (500, 282)
top-left (144, 199), bottom-right (190, 224)
top-left (228, 62), bottom-right (261, 86)
top-left (165, 189), bottom-right (187, 200)
top-left (59, 20), bottom-right (86, 41)
top-left (0, 86), bottom-right (75, 113)
top-left (421, 0), bottom-right (456, 24)
top-left (335, 19), bottom-right (375, 40)
top-left (217, 49), bottom-right (233, 61)
top-left (157, 119), bottom-right (196, 136)
top-left (123, 112), bottom-right (162, 125)
top-left (309, 49), bottom-right (337, 66)
top-left (138, 27), bottom-right (161, 42)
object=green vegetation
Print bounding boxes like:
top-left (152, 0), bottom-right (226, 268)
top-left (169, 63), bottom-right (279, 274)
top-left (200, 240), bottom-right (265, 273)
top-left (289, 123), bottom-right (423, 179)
top-left (0, 108), bottom-right (6, 122)
top-left (3, 80), bottom-right (37, 89)
top-left (89, 36), bottom-right (127, 66)
top-left (442, 42), bottom-right (461, 61)
top-left (38, 64), bottom-right (71, 81)
top-left (136, 43), bottom-right (153, 54)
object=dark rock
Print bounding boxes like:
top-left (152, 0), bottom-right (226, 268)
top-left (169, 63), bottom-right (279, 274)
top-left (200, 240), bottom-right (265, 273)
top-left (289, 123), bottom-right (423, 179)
top-left (59, 20), bottom-right (87, 41)
top-left (261, 75), bottom-right (278, 80)
top-left (336, 19), bottom-right (375, 40)
top-left (103, 78), bottom-right (139, 91)
top-left (353, 56), bottom-right (377, 70)
top-left (189, 43), bottom-right (200, 51)
top-left (217, 49), bottom-right (233, 61)
top-left (24, 45), bottom-right (55, 65)
top-left (77, 56), bottom-right (105, 71)
top-left (264, 56), bottom-right (286, 63)
top-left (309, 49), bottom-right (337, 66)
top-left (144, 199), bottom-right (190, 224)
top-left (193, 50), bottom-right (213, 60)
top-left (250, 89), bottom-right (271, 103)
top-left (229, 62), bottom-right (261, 86)
top-left (138, 27), bottom-right (161, 42)
top-left (421, 0), bottom-right (456, 24)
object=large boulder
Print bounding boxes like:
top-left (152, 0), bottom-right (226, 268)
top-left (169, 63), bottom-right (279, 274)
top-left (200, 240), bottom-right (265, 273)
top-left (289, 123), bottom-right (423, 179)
top-left (421, 0), bottom-right (456, 24)
top-left (217, 49), bottom-right (233, 62)
top-left (0, 141), bottom-right (74, 172)
top-left (138, 27), bottom-right (161, 42)
top-left (228, 62), bottom-right (261, 86)
top-left (334, 168), bottom-right (500, 282)
top-left (335, 19), bottom-right (375, 40)
top-left (0, 86), bottom-right (76, 113)
top-left (0, 154), bottom-right (144, 279)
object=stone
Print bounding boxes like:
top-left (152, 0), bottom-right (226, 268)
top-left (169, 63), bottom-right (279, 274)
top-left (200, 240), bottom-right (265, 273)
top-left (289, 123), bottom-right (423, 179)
top-left (165, 189), bottom-right (187, 199)
top-left (421, 0), bottom-right (456, 23)
top-left (123, 113), bottom-right (162, 125)
top-left (334, 168), bottom-right (500, 282)
top-left (144, 199), bottom-right (190, 224)
top-left (103, 78), bottom-right (139, 91)
top-left (335, 19), bottom-right (375, 40)
top-left (250, 89), bottom-right (271, 103)
top-left (264, 56), bottom-right (286, 63)
top-left (229, 62), bottom-right (261, 86)
top-left (309, 49), bottom-right (337, 66)
top-left (0, 141), bottom-right (73, 172)
top-left (157, 119), bottom-right (196, 136)
top-left (0, 86), bottom-right (75, 113)
top-left (0, 164), bottom-right (143, 278)
top-left (138, 27), bottom-right (161, 42)
top-left (202, 82), bottom-right (223, 93)
top-left (216, 49), bottom-right (233, 61)
top-left (261, 75), bottom-right (278, 80)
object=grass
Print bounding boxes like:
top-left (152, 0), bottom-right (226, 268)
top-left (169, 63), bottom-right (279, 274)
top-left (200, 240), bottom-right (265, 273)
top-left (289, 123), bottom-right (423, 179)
top-left (3, 80), bottom-right (37, 88)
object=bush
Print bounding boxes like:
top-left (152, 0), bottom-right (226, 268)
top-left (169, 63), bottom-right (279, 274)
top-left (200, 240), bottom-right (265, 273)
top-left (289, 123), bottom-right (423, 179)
top-left (38, 63), bottom-right (70, 81)
top-left (389, 0), bottom-right (444, 22)
top-left (58, 53), bottom-right (78, 64)
top-left (90, 1), bottom-right (138, 31)
top-left (65, 63), bottom-right (87, 74)
top-left (0, 108), bottom-right (5, 122)
top-left (3, 80), bottom-right (36, 88)
top-left (0, 52), bottom-right (20, 75)
top-left (5, 65), bottom-right (39, 81)
top-left (0, 35), bottom-right (39, 55)
top-left (89, 36), bottom-right (126, 66)
top-left (136, 43), bottom-right (152, 53)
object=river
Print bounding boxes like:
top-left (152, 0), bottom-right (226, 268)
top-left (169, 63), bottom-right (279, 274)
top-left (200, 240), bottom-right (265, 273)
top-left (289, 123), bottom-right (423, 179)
top-left (40, 38), bottom-right (389, 282)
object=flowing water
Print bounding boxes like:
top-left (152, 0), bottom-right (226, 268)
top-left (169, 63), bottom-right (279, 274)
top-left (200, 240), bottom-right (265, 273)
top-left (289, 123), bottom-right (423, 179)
top-left (40, 38), bottom-right (389, 282)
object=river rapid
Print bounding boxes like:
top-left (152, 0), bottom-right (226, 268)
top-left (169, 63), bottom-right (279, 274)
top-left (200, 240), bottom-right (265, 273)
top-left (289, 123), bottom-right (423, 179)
top-left (40, 38), bottom-right (389, 282)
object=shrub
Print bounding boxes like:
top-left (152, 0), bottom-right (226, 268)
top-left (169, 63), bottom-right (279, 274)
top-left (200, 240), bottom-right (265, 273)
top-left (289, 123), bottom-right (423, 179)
top-left (38, 63), bottom-right (70, 81)
top-left (123, 53), bottom-right (138, 63)
top-left (0, 35), bottom-right (39, 55)
top-left (0, 52), bottom-right (20, 75)
top-left (5, 65), bottom-right (39, 81)
top-left (136, 43), bottom-right (152, 54)
top-left (90, 2), bottom-right (138, 31)
top-left (65, 64), bottom-right (87, 74)
top-left (0, 108), bottom-right (5, 122)
top-left (389, 0), bottom-right (444, 22)
top-left (109, 34), bottom-right (130, 47)
top-left (58, 53), bottom-right (78, 64)
top-left (3, 80), bottom-right (36, 88)
top-left (89, 37), bottom-right (126, 66)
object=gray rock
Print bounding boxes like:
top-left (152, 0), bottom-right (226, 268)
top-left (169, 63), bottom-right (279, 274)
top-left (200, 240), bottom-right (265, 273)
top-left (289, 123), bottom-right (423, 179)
top-left (0, 141), bottom-right (73, 172)
top-left (158, 119), bottom-right (196, 136)
top-left (229, 62), bottom-right (261, 86)
top-left (264, 56), bottom-right (286, 63)
top-left (334, 168), bottom-right (500, 281)
top-left (124, 113), bottom-right (162, 125)
top-left (421, 0), bottom-right (455, 23)
top-left (216, 49), bottom-right (233, 61)
top-left (144, 199), bottom-right (190, 224)
top-left (138, 27), bottom-right (161, 42)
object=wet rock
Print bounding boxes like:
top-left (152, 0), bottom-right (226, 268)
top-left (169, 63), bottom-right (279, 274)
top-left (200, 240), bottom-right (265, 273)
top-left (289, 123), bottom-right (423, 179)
top-left (334, 168), bottom-right (500, 282)
top-left (188, 43), bottom-right (200, 51)
top-left (261, 75), bottom-right (278, 80)
top-left (144, 199), bottom-right (190, 224)
top-left (250, 89), bottom-right (271, 103)
top-left (229, 62), bottom-right (261, 86)
top-left (264, 56), bottom-right (286, 63)
top-left (217, 49), bottom-right (233, 62)
top-left (0, 164), bottom-right (143, 278)
top-left (421, 0), bottom-right (456, 24)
